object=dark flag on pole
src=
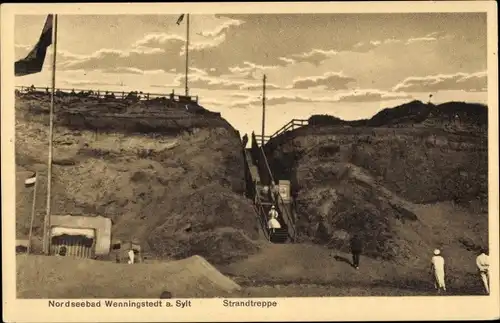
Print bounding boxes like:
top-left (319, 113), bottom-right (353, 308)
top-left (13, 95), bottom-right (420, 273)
top-left (15, 15), bottom-right (53, 77)
top-left (176, 14), bottom-right (185, 25)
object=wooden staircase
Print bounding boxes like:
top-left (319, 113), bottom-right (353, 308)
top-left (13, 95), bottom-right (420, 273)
top-left (242, 133), bottom-right (297, 244)
top-left (270, 228), bottom-right (289, 243)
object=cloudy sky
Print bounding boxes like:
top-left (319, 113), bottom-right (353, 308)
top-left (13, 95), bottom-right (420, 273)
top-left (15, 13), bottom-right (488, 136)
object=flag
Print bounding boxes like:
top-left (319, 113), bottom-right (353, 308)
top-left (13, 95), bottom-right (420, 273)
top-left (25, 171), bottom-right (37, 187)
top-left (15, 15), bottom-right (53, 77)
top-left (176, 14), bottom-right (185, 25)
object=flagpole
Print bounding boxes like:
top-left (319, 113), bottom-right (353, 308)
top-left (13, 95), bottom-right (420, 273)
top-left (185, 14), bottom-right (190, 96)
top-left (261, 74), bottom-right (266, 146)
top-left (27, 176), bottom-right (38, 254)
top-left (43, 14), bottom-right (58, 255)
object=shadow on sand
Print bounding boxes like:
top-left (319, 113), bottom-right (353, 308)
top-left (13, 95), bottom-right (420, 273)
top-left (334, 255), bottom-right (353, 267)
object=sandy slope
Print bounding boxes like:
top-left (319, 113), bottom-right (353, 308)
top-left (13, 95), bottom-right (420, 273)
top-left (17, 255), bottom-right (241, 298)
top-left (15, 94), bottom-right (261, 264)
top-left (263, 102), bottom-right (488, 262)
top-left (15, 96), bottom-right (489, 297)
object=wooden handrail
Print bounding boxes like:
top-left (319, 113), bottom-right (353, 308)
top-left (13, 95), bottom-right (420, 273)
top-left (251, 119), bottom-right (309, 147)
top-left (254, 192), bottom-right (271, 241)
top-left (268, 118), bottom-right (309, 141)
top-left (241, 141), bottom-right (269, 241)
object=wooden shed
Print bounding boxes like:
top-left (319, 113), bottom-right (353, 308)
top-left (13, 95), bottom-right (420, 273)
top-left (49, 215), bottom-right (112, 258)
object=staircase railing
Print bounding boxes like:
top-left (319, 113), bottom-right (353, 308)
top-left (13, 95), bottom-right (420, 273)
top-left (254, 119), bottom-right (310, 146)
top-left (254, 192), bottom-right (271, 241)
top-left (269, 119), bottom-right (309, 140)
top-left (241, 136), bottom-right (269, 241)
top-left (254, 134), bottom-right (272, 146)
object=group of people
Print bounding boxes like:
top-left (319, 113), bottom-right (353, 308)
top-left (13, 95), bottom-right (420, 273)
top-left (261, 185), bottom-right (491, 295)
top-left (431, 248), bottom-right (490, 294)
top-left (349, 235), bottom-right (490, 294)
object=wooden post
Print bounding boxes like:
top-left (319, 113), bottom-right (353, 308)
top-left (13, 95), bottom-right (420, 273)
top-left (185, 14), bottom-right (190, 96)
top-left (27, 177), bottom-right (38, 254)
top-left (43, 14), bottom-right (58, 255)
top-left (261, 74), bottom-right (266, 146)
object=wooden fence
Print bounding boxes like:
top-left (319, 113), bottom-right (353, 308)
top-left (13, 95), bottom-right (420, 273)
top-left (270, 119), bottom-right (309, 138)
top-left (256, 119), bottom-right (309, 146)
top-left (15, 85), bottom-right (199, 103)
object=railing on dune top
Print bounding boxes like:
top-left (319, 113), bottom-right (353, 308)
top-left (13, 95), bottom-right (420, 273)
top-left (255, 119), bottom-right (309, 146)
top-left (15, 85), bottom-right (199, 103)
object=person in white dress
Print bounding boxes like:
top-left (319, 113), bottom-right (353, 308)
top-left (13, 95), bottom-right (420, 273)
top-left (431, 249), bottom-right (446, 292)
top-left (476, 249), bottom-right (490, 294)
top-left (267, 205), bottom-right (281, 233)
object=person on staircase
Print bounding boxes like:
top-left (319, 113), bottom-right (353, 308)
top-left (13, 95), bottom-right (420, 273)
top-left (261, 185), bottom-right (270, 203)
top-left (267, 205), bottom-right (281, 234)
top-left (271, 184), bottom-right (281, 202)
top-left (242, 133), bottom-right (248, 147)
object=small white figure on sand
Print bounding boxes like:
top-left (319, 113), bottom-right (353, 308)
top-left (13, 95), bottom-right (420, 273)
top-left (128, 249), bottom-right (135, 264)
top-left (431, 249), bottom-right (446, 292)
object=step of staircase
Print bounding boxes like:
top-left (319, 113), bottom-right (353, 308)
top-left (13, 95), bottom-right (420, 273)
top-left (269, 228), bottom-right (289, 244)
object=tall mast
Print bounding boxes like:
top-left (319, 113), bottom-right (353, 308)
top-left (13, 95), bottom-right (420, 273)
top-left (261, 74), bottom-right (266, 146)
top-left (43, 14), bottom-right (58, 255)
top-left (185, 14), bottom-right (190, 96)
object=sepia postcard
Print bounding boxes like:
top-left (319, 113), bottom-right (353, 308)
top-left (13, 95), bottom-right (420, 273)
top-left (1, 1), bottom-right (499, 322)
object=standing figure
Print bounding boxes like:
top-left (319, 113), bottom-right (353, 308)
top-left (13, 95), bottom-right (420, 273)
top-left (350, 233), bottom-right (363, 269)
top-left (127, 249), bottom-right (135, 265)
top-left (242, 134), bottom-right (248, 147)
top-left (476, 248), bottom-right (490, 294)
top-left (431, 249), bottom-right (446, 292)
top-left (271, 184), bottom-right (280, 200)
top-left (267, 205), bottom-right (281, 234)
